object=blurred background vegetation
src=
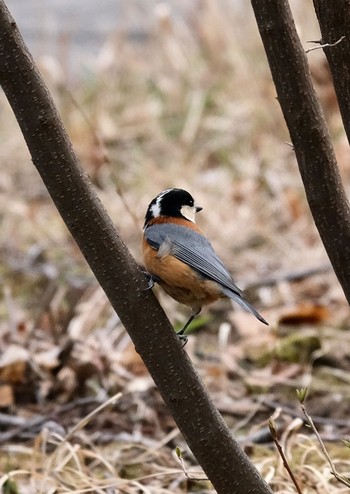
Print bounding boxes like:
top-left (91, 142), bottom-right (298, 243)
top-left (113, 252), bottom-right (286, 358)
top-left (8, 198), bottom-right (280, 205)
top-left (1, 1), bottom-right (350, 492)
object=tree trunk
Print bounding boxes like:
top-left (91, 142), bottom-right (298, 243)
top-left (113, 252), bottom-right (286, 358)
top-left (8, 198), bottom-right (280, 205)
top-left (312, 0), bottom-right (350, 145)
top-left (251, 0), bottom-right (350, 306)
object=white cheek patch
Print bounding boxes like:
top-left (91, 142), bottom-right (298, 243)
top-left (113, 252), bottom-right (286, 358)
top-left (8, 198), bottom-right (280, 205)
top-left (181, 205), bottom-right (196, 223)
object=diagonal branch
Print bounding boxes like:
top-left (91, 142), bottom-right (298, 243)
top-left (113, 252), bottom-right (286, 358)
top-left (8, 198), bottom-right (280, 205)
top-left (251, 0), bottom-right (350, 306)
top-left (0, 2), bottom-right (272, 493)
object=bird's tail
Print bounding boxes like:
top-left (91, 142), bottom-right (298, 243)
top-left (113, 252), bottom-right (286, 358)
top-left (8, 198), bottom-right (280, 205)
top-left (221, 287), bottom-right (268, 325)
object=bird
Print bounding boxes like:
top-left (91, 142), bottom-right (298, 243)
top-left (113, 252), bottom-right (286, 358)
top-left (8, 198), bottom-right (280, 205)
top-left (142, 188), bottom-right (268, 339)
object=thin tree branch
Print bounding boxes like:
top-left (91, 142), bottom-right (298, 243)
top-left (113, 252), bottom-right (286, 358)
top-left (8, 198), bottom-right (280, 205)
top-left (298, 389), bottom-right (350, 488)
top-left (305, 35), bottom-right (345, 53)
top-left (269, 418), bottom-right (303, 494)
top-left (0, 2), bottom-right (272, 493)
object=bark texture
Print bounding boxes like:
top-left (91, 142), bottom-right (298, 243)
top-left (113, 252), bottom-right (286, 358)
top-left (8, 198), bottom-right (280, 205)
top-left (0, 2), bottom-right (272, 493)
top-left (313, 0), bottom-right (350, 145)
top-left (251, 0), bottom-right (350, 305)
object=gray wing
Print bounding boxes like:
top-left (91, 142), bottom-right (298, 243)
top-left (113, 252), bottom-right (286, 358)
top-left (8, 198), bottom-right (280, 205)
top-left (144, 223), bottom-right (243, 297)
top-left (145, 223), bottom-right (268, 324)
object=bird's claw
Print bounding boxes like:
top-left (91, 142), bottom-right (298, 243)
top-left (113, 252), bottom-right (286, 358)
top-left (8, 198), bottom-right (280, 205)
top-left (177, 333), bottom-right (188, 348)
top-left (143, 272), bottom-right (158, 290)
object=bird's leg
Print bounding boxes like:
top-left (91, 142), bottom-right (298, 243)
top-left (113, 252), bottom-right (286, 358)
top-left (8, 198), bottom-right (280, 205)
top-left (143, 272), bottom-right (160, 290)
top-left (176, 309), bottom-right (201, 348)
top-left (177, 308), bottom-right (201, 337)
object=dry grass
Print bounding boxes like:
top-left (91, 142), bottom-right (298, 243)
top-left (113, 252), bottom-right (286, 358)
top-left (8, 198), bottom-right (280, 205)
top-left (1, 1), bottom-right (350, 492)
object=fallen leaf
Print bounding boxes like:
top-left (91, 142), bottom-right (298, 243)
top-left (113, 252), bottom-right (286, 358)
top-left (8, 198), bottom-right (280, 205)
top-left (278, 304), bottom-right (329, 325)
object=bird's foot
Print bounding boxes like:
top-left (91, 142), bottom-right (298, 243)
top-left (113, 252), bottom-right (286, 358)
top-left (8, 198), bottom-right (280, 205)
top-left (143, 272), bottom-right (159, 290)
top-left (176, 309), bottom-right (200, 338)
top-left (177, 333), bottom-right (188, 348)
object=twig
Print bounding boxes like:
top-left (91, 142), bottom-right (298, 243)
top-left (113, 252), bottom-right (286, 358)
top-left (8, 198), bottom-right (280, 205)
top-left (174, 447), bottom-right (209, 482)
top-left (269, 417), bottom-right (303, 494)
top-left (0, 396), bottom-right (104, 443)
top-left (306, 36), bottom-right (346, 53)
top-left (297, 388), bottom-right (350, 488)
top-left (233, 395), bottom-right (266, 435)
top-left (61, 392), bottom-right (122, 444)
top-left (242, 263), bottom-right (331, 291)
top-left (38, 393), bottom-right (123, 492)
top-left (0, 470), bottom-right (31, 490)
top-left (262, 397), bottom-right (350, 429)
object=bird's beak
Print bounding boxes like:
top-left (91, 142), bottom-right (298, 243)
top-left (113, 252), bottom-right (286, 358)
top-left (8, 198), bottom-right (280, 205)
top-left (196, 206), bottom-right (203, 213)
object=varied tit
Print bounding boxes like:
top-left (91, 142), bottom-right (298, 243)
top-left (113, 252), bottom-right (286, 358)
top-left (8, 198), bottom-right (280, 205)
top-left (142, 188), bottom-right (268, 338)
